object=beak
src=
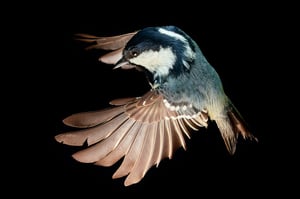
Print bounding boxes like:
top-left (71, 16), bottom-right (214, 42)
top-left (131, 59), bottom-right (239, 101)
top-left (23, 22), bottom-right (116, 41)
top-left (113, 57), bottom-right (136, 70)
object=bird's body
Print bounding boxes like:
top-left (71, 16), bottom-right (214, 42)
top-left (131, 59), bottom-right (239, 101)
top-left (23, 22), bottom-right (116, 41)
top-left (55, 26), bottom-right (257, 186)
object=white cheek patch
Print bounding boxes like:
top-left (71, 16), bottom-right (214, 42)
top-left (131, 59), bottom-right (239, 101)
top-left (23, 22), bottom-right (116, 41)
top-left (129, 47), bottom-right (176, 76)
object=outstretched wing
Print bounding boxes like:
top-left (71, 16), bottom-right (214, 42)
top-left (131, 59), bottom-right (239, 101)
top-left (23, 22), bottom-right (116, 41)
top-left (75, 31), bottom-right (138, 65)
top-left (55, 90), bottom-right (208, 186)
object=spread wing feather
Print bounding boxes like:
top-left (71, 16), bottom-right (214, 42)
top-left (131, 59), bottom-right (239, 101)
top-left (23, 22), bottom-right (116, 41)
top-left (75, 31), bottom-right (138, 64)
top-left (75, 32), bottom-right (138, 50)
top-left (55, 90), bottom-right (208, 186)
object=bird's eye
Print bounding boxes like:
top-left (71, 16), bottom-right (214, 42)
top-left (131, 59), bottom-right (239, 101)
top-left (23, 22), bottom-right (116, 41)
top-left (131, 51), bottom-right (138, 57)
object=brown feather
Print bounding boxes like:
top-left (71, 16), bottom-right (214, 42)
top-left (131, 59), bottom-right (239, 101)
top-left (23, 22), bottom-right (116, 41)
top-left (215, 117), bottom-right (237, 155)
top-left (75, 32), bottom-right (138, 50)
top-left (171, 119), bottom-right (187, 150)
top-left (228, 111), bottom-right (258, 141)
top-left (54, 125), bottom-right (105, 146)
top-left (150, 123), bottom-right (163, 166)
top-left (55, 113), bottom-right (128, 146)
top-left (56, 90), bottom-right (208, 186)
top-left (95, 120), bottom-right (141, 167)
top-left (112, 124), bottom-right (148, 179)
top-left (164, 119), bottom-right (174, 158)
top-left (124, 123), bottom-right (157, 186)
top-left (177, 118), bottom-right (191, 139)
top-left (72, 114), bottom-right (134, 163)
top-left (75, 32), bottom-right (138, 67)
top-left (155, 121), bottom-right (168, 166)
top-left (136, 90), bottom-right (156, 107)
top-left (62, 106), bottom-right (125, 128)
top-left (99, 48), bottom-right (124, 64)
top-left (215, 103), bottom-right (258, 155)
top-left (109, 97), bottom-right (137, 106)
top-left (74, 33), bottom-right (100, 39)
top-left (183, 118), bottom-right (199, 131)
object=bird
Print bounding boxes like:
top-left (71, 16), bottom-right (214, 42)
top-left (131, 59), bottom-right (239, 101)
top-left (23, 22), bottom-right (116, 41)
top-left (55, 25), bottom-right (258, 186)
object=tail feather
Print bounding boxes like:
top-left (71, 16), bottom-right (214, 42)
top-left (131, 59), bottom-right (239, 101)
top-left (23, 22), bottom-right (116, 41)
top-left (215, 103), bottom-right (258, 155)
top-left (227, 111), bottom-right (257, 141)
top-left (215, 117), bottom-right (238, 155)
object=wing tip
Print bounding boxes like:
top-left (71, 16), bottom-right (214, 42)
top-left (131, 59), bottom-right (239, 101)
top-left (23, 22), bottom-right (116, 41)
top-left (54, 134), bottom-right (65, 144)
top-left (62, 115), bottom-right (97, 128)
top-left (54, 132), bottom-right (87, 146)
top-left (124, 179), bottom-right (138, 187)
top-left (62, 116), bottom-right (79, 127)
top-left (72, 151), bottom-right (96, 164)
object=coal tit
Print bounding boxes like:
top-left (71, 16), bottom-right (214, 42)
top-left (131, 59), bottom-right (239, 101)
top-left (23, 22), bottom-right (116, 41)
top-left (55, 25), bottom-right (258, 186)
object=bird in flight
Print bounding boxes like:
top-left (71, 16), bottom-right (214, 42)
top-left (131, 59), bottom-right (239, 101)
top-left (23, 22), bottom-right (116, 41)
top-left (55, 25), bottom-right (257, 186)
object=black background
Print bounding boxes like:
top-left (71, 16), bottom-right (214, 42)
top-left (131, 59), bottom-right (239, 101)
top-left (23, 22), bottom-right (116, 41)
top-left (7, 2), bottom-right (296, 197)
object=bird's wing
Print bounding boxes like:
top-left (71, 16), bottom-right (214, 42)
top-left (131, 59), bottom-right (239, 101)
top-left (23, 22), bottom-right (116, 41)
top-left (75, 31), bottom-right (138, 64)
top-left (55, 90), bottom-right (208, 186)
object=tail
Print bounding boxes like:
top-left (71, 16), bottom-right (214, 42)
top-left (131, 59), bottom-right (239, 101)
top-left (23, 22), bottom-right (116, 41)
top-left (214, 101), bottom-right (258, 155)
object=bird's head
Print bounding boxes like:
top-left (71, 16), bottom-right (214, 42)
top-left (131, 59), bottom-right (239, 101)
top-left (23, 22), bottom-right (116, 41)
top-left (115, 26), bottom-right (197, 85)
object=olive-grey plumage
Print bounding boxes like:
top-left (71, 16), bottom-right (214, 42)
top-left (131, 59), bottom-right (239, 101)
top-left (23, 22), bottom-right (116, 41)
top-left (55, 25), bottom-right (257, 186)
